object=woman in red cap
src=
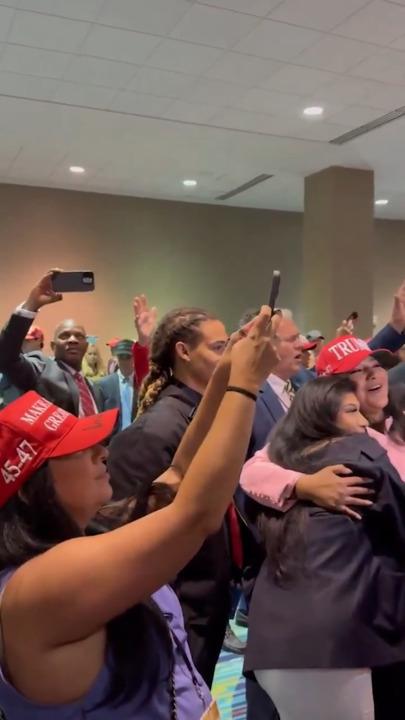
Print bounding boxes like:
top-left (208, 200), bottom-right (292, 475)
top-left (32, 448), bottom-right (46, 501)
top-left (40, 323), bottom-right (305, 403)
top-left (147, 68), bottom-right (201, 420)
top-left (0, 307), bottom-right (277, 720)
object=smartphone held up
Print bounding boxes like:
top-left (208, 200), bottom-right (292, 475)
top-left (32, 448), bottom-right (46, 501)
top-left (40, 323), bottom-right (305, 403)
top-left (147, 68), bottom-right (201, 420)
top-left (51, 271), bottom-right (95, 293)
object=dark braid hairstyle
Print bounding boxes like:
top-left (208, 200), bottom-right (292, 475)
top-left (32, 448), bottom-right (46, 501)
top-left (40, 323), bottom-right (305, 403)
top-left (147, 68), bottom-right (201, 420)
top-left (137, 307), bottom-right (218, 417)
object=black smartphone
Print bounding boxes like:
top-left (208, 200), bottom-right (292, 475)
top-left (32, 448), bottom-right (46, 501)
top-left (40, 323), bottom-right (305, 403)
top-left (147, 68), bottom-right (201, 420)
top-left (346, 311), bottom-right (359, 322)
top-left (268, 270), bottom-right (281, 317)
top-left (52, 271), bottom-right (95, 293)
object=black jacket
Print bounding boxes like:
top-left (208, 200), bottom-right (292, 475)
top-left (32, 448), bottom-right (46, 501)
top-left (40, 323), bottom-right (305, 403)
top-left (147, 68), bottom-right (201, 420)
top-left (245, 433), bottom-right (405, 673)
top-left (0, 313), bottom-right (101, 415)
top-left (108, 379), bottom-right (231, 687)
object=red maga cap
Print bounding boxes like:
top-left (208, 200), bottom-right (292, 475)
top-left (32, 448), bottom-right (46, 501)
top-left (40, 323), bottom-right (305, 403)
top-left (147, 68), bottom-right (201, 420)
top-left (0, 392), bottom-right (118, 508)
top-left (316, 335), bottom-right (372, 376)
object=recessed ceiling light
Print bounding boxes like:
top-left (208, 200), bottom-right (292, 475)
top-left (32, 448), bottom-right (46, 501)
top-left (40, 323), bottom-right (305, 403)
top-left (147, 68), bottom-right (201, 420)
top-left (69, 165), bottom-right (85, 174)
top-left (182, 179), bottom-right (197, 187)
top-left (375, 198), bottom-right (389, 206)
top-left (303, 106), bottom-right (324, 117)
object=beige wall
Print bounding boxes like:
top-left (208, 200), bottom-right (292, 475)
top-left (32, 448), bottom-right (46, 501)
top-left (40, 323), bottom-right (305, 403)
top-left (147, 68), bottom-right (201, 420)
top-left (0, 183), bottom-right (302, 359)
top-left (374, 220), bottom-right (405, 333)
top-left (0, 183), bottom-right (401, 358)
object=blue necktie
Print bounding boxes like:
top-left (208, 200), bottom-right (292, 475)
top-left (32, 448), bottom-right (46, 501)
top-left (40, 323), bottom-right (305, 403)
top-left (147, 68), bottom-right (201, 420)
top-left (121, 377), bottom-right (133, 429)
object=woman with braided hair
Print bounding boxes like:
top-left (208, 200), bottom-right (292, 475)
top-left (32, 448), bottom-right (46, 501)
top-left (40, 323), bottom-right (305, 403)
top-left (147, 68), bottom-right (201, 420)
top-left (108, 306), bottom-right (231, 686)
top-left (136, 307), bottom-right (224, 417)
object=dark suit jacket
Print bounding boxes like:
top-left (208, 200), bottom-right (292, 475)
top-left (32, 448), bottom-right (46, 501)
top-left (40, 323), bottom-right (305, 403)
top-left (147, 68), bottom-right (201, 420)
top-left (369, 323), bottom-right (404, 353)
top-left (0, 313), bottom-right (101, 415)
top-left (97, 372), bottom-right (137, 434)
top-left (245, 433), bottom-right (405, 672)
top-left (248, 381), bottom-right (287, 459)
top-left (108, 379), bottom-right (231, 687)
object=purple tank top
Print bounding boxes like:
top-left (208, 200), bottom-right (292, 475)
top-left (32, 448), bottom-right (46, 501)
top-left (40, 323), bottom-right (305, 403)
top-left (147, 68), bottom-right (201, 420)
top-left (0, 570), bottom-right (212, 719)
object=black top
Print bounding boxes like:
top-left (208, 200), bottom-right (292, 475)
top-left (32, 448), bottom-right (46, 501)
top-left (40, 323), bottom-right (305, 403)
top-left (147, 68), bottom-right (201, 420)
top-left (245, 433), bottom-right (405, 672)
top-left (108, 379), bottom-right (200, 500)
top-left (107, 379), bottom-right (231, 686)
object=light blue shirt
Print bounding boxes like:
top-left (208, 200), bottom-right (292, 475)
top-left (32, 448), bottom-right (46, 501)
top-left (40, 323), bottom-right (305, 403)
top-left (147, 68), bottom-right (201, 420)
top-left (118, 370), bottom-right (134, 430)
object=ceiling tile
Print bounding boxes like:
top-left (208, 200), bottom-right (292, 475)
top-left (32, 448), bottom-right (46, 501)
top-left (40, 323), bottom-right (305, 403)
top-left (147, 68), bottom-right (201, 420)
top-left (145, 39), bottom-right (223, 75)
top-left (9, 11), bottom-right (90, 52)
top-left (294, 35), bottom-right (379, 73)
top-left (97, 0), bottom-right (191, 35)
top-left (327, 104), bottom-right (384, 126)
top-left (63, 56), bottom-right (137, 88)
top-left (364, 82), bottom-right (405, 109)
top-left (1, 44), bottom-right (72, 78)
top-left (170, 5), bottom-right (259, 49)
top-left (351, 48), bottom-right (405, 85)
top-left (313, 76), bottom-right (382, 104)
top-left (187, 77), bottom-right (246, 106)
top-left (109, 90), bottom-right (172, 115)
top-left (0, 70), bottom-right (58, 99)
top-left (260, 64), bottom-right (336, 94)
top-left (269, 0), bottom-right (371, 32)
top-left (53, 81), bottom-right (117, 109)
top-left (205, 52), bottom-right (282, 85)
top-left (333, 0), bottom-right (405, 46)
top-left (233, 86), bottom-right (304, 115)
top-left (208, 107), bottom-right (285, 134)
top-left (81, 26), bottom-right (160, 65)
top-left (14, 0), bottom-right (105, 22)
top-left (234, 19), bottom-right (321, 61)
top-left (0, 6), bottom-right (15, 41)
top-left (163, 99), bottom-right (219, 122)
top-left (391, 33), bottom-right (405, 50)
top-left (197, 0), bottom-right (281, 15)
top-left (127, 67), bottom-right (194, 99)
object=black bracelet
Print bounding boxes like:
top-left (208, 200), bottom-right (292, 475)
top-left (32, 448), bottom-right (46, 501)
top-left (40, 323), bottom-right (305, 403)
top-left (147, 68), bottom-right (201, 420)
top-left (226, 385), bottom-right (257, 402)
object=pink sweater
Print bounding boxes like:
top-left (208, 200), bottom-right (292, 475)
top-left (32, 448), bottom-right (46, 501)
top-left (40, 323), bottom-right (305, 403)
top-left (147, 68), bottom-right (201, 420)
top-left (240, 428), bottom-right (405, 511)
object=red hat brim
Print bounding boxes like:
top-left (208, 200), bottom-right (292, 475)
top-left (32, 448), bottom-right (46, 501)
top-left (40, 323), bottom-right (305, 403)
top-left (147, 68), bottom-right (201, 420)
top-left (49, 409), bottom-right (118, 458)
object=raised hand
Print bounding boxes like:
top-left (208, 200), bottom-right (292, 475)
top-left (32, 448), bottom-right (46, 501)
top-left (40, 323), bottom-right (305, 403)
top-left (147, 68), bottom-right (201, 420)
top-left (23, 270), bottom-right (63, 312)
top-left (133, 294), bottom-right (158, 347)
top-left (390, 278), bottom-right (405, 333)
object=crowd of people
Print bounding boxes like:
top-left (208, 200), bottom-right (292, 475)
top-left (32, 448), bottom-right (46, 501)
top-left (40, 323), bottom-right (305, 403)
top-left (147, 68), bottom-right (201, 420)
top-left (1, 269), bottom-right (405, 719)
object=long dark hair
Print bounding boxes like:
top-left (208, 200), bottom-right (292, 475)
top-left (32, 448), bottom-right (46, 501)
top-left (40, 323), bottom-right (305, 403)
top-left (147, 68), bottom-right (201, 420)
top-left (0, 467), bottom-right (175, 709)
top-left (258, 376), bottom-right (359, 585)
top-left (137, 307), bottom-right (216, 417)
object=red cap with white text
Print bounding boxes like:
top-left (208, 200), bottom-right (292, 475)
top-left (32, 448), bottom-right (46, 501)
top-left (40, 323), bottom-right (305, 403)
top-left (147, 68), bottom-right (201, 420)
top-left (0, 392), bottom-right (117, 507)
top-left (316, 335), bottom-right (373, 376)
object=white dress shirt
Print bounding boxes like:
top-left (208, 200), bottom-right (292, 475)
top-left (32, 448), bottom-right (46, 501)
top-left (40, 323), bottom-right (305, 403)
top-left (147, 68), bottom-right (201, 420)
top-left (267, 373), bottom-right (292, 411)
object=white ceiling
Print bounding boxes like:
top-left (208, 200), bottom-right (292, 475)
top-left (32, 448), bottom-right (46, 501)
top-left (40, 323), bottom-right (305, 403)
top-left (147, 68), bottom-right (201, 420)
top-left (0, 0), bottom-right (405, 217)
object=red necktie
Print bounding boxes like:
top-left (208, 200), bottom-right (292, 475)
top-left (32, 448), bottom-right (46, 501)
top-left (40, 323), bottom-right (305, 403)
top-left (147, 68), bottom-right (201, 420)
top-left (74, 373), bottom-right (95, 417)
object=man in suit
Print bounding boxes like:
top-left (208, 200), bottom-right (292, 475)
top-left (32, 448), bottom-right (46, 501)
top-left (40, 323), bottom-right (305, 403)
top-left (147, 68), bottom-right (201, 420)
top-left (98, 339), bottom-right (135, 432)
top-left (0, 270), bottom-right (100, 416)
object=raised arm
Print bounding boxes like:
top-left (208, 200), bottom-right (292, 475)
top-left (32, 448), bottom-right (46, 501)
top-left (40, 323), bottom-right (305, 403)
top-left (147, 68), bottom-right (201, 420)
top-left (132, 294), bottom-right (156, 387)
top-left (369, 278), bottom-right (405, 352)
top-left (0, 271), bottom-right (62, 387)
top-left (5, 308), bottom-right (278, 649)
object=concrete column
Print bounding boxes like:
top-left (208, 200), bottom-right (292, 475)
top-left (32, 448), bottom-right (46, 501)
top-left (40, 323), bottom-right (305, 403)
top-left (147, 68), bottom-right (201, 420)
top-left (301, 166), bottom-right (374, 340)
